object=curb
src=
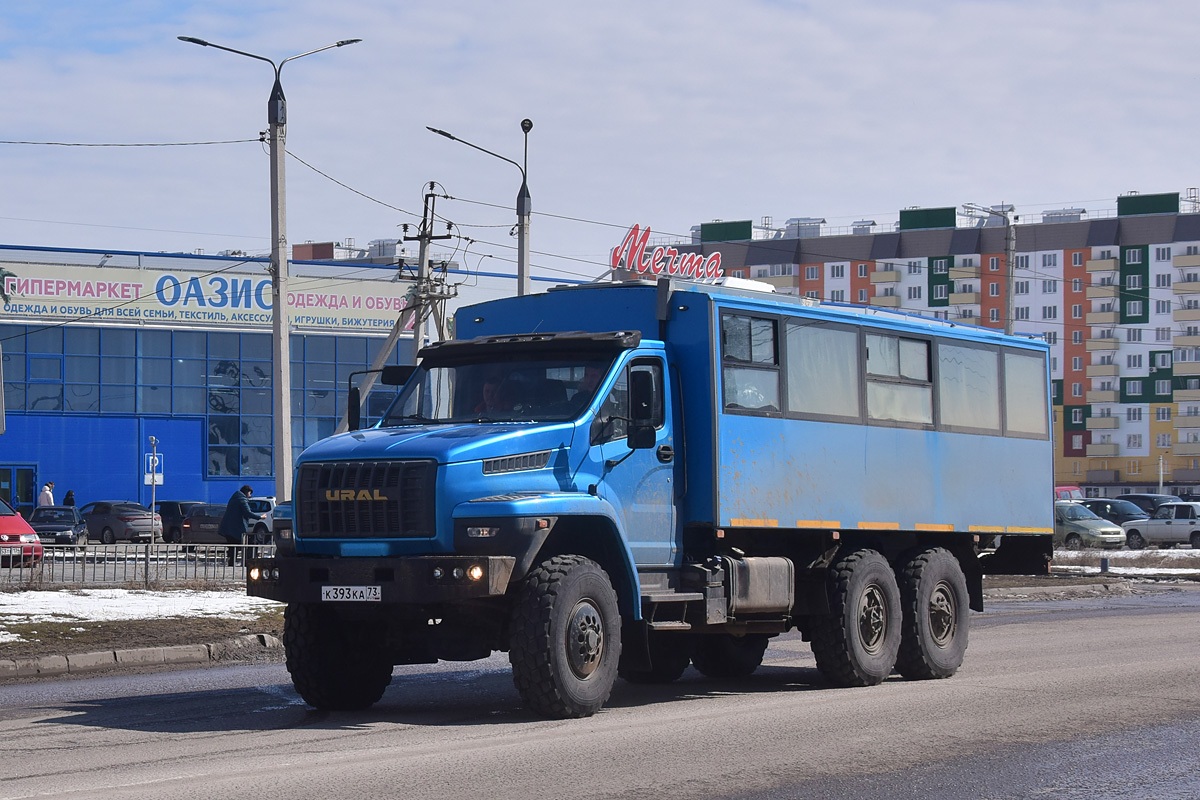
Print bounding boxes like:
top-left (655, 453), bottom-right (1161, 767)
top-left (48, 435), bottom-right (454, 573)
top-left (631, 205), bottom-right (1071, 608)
top-left (0, 633), bottom-right (282, 680)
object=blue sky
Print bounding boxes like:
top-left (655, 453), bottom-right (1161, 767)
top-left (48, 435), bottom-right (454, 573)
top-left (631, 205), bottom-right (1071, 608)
top-left (2, 1), bottom-right (1199, 283)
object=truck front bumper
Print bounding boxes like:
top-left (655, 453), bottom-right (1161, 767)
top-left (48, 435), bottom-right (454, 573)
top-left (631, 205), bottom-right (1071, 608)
top-left (246, 555), bottom-right (517, 604)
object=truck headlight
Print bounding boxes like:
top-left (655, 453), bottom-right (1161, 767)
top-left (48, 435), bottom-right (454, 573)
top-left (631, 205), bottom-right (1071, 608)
top-left (467, 526), bottom-right (500, 538)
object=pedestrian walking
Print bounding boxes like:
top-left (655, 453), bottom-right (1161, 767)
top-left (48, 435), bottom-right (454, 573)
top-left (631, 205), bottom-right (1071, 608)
top-left (37, 482), bottom-right (55, 507)
top-left (62, 489), bottom-right (75, 507)
top-left (218, 485), bottom-right (261, 566)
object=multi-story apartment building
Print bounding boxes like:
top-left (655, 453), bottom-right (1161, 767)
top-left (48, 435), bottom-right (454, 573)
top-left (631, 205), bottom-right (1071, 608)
top-left (671, 192), bottom-right (1200, 498)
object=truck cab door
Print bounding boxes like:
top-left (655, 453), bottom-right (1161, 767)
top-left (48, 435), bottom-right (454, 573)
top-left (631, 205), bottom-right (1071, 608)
top-left (590, 356), bottom-right (676, 566)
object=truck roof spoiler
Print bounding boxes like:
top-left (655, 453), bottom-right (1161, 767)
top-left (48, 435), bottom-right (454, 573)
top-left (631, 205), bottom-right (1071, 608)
top-left (420, 330), bottom-right (642, 361)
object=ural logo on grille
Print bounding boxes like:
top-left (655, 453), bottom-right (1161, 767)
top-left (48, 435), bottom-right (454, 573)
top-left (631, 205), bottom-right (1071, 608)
top-left (325, 489), bottom-right (389, 501)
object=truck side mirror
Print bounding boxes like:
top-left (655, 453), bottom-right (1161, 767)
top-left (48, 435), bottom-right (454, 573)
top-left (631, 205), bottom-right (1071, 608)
top-left (381, 365), bottom-right (416, 386)
top-left (626, 369), bottom-right (657, 450)
top-left (347, 387), bottom-right (362, 431)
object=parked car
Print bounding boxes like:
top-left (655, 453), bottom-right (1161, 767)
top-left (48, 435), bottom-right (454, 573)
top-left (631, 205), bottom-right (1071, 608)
top-left (0, 497), bottom-right (43, 565)
top-left (272, 501), bottom-right (293, 554)
top-left (248, 496), bottom-right (276, 543)
top-left (28, 505), bottom-right (88, 547)
top-left (1054, 485), bottom-right (1084, 501)
top-left (79, 501), bottom-right (163, 544)
top-left (155, 500), bottom-right (206, 544)
top-left (179, 503), bottom-right (229, 544)
top-left (1054, 500), bottom-right (1126, 550)
top-left (1115, 493), bottom-right (1182, 515)
top-left (1078, 498), bottom-right (1149, 527)
top-left (1121, 502), bottom-right (1200, 550)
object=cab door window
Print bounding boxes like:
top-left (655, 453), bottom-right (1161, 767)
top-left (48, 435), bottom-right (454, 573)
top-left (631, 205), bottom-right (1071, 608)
top-left (592, 358), bottom-right (663, 444)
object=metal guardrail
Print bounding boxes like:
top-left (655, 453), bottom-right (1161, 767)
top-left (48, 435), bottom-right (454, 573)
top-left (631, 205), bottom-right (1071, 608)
top-left (0, 543), bottom-right (276, 589)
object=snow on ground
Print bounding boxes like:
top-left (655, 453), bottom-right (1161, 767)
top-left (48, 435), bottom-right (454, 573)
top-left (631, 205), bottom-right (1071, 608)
top-left (1050, 548), bottom-right (1200, 577)
top-left (0, 589), bottom-right (280, 626)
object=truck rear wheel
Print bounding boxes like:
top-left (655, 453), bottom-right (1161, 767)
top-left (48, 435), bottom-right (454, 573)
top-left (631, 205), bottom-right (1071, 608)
top-left (691, 634), bottom-right (769, 679)
top-left (509, 555), bottom-right (621, 718)
top-left (895, 548), bottom-right (969, 680)
top-left (810, 549), bottom-right (901, 687)
top-left (283, 603), bottom-right (393, 711)
top-left (618, 629), bottom-right (692, 684)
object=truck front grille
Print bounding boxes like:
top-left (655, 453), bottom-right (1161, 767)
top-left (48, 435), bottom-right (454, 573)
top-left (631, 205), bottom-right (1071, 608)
top-left (296, 460), bottom-right (436, 539)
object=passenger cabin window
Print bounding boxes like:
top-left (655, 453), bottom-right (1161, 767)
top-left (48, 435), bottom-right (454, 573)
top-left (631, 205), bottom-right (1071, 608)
top-left (716, 307), bottom-right (1049, 442)
top-left (785, 321), bottom-right (860, 419)
top-left (866, 334), bottom-right (932, 425)
top-left (1003, 351), bottom-right (1049, 438)
top-left (938, 343), bottom-right (1000, 433)
top-left (721, 315), bottom-right (779, 412)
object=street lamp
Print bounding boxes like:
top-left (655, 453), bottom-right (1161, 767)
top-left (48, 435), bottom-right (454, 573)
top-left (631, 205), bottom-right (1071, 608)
top-left (963, 203), bottom-right (1017, 335)
top-left (427, 120), bottom-right (533, 296)
top-left (178, 35), bottom-right (361, 502)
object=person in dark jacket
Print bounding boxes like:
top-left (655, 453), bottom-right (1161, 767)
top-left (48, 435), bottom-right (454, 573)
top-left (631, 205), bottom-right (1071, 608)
top-left (219, 485), bottom-right (261, 565)
top-left (62, 490), bottom-right (76, 507)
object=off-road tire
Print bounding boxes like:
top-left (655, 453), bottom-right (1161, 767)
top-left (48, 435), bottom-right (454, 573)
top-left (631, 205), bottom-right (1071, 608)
top-left (691, 634), bottom-right (770, 679)
top-left (809, 549), bottom-right (901, 687)
top-left (509, 555), bottom-right (621, 718)
top-left (101, 528), bottom-right (116, 545)
top-left (1126, 530), bottom-right (1146, 550)
top-left (895, 548), bottom-right (969, 680)
top-left (284, 603), bottom-right (393, 711)
top-left (618, 629), bottom-right (692, 684)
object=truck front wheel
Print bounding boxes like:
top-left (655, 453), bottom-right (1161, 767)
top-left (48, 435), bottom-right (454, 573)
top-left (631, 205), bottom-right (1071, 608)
top-left (283, 603), bottom-right (393, 711)
top-left (810, 549), bottom-right (901, 687)
top-left (895, 548), bottom-right (969, 680)
top-left (509, 555), bottom-right (621, 718)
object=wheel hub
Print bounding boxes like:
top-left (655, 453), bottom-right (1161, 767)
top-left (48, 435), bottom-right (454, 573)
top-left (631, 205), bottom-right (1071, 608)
top-left (857, 583), bottom-right (888, 655)
top-left (566, 598), bottom-right (605, 679)
top-left (928, 581), bottom-right (957, 647)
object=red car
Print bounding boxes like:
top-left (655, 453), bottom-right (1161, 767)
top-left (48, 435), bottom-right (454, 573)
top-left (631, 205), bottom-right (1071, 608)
top-left (0, 497), bottom-right (43, 566)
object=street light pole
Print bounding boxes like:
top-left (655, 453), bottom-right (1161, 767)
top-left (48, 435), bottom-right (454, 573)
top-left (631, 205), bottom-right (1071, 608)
top-left (963, 203), bottom-right (1017, 335)
top-left (178, 36), bottom-right (360, 502)
top-left (427, 120), bottom-right (533, 296)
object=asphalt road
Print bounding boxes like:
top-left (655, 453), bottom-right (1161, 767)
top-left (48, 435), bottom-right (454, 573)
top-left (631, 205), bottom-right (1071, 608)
top-left (1, 585), bottom-right (1198, 800)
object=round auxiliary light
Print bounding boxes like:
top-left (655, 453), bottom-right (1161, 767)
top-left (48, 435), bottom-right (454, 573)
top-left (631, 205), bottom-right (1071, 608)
top-left (432, 566), bottom-right (444, 580)
top-left (467, 565), bottom-right (484, 581)
top-left (452, 567), bottom-right (465, 580)
top-left (249, 567), bottom-right (261, 581)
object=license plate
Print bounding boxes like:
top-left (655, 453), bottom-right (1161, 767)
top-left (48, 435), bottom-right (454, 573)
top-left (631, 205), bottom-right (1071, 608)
top-left (0, 546), bottom-right (19, 555)
top-left (321, 585), bottom-right (381, 602)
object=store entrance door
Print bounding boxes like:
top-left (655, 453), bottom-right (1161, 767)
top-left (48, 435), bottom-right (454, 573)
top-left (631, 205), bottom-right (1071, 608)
top-left (0, 465), bottom-right (36, 518)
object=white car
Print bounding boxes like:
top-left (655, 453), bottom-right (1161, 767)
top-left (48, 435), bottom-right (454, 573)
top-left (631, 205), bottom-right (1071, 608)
top-left (248, 496), bottom-right (276, 543)
top-left (1120, 502), bottom-right (1200, 550)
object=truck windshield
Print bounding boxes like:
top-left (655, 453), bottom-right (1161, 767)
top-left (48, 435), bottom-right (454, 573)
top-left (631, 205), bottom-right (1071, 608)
top-left (381, 356), bottom-right (615, 426)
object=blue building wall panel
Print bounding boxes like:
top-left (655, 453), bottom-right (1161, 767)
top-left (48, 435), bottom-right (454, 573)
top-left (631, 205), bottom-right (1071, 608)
top-left (1, 413), bottom-right (271, 509)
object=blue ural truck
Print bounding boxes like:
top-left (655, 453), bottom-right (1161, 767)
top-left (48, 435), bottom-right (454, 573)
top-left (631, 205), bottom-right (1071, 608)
top-left (248, 279), bottom-right (1054, 718)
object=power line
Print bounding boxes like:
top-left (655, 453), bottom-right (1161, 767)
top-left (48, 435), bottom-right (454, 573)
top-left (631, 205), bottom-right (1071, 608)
top-left (0, 139), bottom-right (257, 147)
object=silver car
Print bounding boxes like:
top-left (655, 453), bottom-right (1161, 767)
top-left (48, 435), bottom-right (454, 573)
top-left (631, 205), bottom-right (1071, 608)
top-left (1121, 502), bottom-right (1200, 550)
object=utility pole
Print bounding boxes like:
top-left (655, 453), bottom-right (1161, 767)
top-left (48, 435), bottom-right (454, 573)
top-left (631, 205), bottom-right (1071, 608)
top-left (333, 184), bottom-right (455, 434)
top-left (963, 203), bottom-right (1017, 335)
top-left (427, 119), bottom-right (533, 295)
top-left (177, 35), bottom-right (361, 502)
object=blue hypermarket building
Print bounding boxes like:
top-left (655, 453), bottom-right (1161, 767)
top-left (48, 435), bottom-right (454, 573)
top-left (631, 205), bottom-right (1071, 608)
top-left (0, 242), bottom-right (512, 516)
